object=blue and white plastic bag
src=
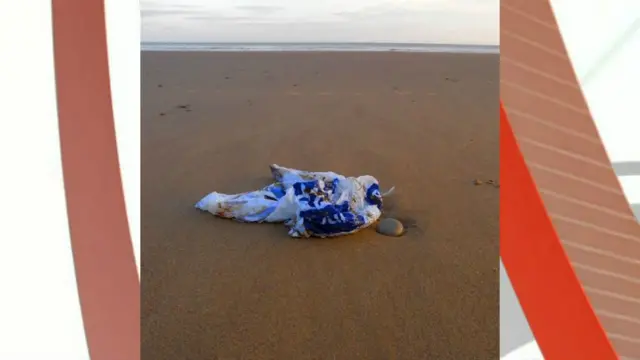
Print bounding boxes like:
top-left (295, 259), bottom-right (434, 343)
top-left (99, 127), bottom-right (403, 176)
top-left (195, 164), bottom-right (394, 238)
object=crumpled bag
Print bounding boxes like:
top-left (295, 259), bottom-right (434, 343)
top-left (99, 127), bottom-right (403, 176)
top-left (195, 164), bottom-right (394, 238)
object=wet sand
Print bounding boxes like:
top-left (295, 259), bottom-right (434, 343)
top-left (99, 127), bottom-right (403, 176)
top-left (142, 51), bottom-right (499, 359)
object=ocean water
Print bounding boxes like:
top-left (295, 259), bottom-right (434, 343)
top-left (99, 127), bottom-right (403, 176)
top-left (141, 42), bottom-right (499, 54)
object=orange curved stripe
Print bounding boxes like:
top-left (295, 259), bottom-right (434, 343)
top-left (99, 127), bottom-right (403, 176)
top-left (500, 103), bottom-right (617, 359)
top-left (51, 0), bottom-right (140, 359)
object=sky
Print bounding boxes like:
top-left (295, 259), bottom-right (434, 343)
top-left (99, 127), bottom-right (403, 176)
top-left (141, 0), bottom-right (499, 45)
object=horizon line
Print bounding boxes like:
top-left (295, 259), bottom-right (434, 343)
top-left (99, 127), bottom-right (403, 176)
top-left (142, 41), bottom-right (499, 47)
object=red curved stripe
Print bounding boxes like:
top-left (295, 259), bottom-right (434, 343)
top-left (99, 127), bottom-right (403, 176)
top-left (51, 0), bottom-right (140, 359)
top-left (500, 103), bottom-right (617, 359)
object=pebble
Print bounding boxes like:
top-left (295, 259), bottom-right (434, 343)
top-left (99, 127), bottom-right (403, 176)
top-left (377, 218), bottom-right (404, 237)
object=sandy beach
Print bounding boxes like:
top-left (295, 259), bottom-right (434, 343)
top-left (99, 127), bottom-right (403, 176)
top-left (141, 51), bottom-right (499, 359)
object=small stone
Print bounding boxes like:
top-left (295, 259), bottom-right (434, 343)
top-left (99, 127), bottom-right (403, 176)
top-left (473, 179), bottom-right (483, 186)
top-left (377, 218), bottom-right (404, 237)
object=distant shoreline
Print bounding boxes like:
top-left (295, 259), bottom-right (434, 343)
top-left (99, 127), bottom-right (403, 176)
top-left (141, 42), bottom-right (500, 54)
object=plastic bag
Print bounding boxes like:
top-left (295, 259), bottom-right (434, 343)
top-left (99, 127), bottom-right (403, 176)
top-left (195, 164), bottom-right (392, 238)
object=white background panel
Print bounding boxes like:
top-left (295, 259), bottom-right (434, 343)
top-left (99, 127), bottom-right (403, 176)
top-left (577, 28), bottom-right (640, 165)
top-left (553, 0), bottom-right (639, 217)
top-left (619, 177), bottom-right (640, 205)
top-left (105, 0), bottom-right (142, 276)
top-left (550, 0), bottom-right (640, 81)
top-left (0, 1), bottom-right (90, 359)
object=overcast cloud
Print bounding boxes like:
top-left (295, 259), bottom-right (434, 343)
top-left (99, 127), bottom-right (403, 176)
top-left (141, 0), bottom-right (499, 45)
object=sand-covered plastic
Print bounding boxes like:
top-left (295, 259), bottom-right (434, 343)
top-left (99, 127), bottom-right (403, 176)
top-left (195, 164), bottom-right (391, 238)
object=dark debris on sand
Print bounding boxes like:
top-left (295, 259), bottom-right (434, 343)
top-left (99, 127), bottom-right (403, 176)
top-left (473, 179), bottom-right (499, 188)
